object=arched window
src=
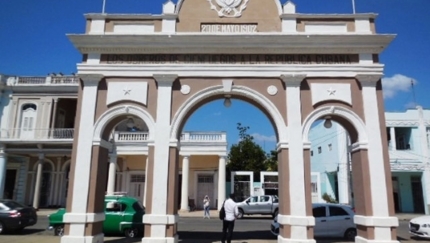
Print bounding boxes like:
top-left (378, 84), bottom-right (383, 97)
top-left (20, 103), bottom-right (37, 138)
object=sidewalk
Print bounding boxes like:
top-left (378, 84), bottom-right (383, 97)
top-left (37, 208), bottom-right (420, 221)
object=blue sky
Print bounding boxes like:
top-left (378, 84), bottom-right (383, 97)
top-left (1, 0), bottom-right (429, 152)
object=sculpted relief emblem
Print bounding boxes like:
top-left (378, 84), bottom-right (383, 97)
top-left (208, 0), bottom-right (250, 18)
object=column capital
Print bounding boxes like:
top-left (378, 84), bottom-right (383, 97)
top-left (153, 74), bottom-right (178, 87)
top-left (78, 74), bottom-right (104, 86)
top-left (281, 74), bottom-right (306, 87)
top-left (276, 141), bottom-right (289, 151)
top-left (355, 74), bottom-right (382, 87)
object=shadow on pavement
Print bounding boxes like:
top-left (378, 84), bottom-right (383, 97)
top-left (177, 230), bottom-right (275, 242)
top-left (2, 228), bottom-right (46, 235)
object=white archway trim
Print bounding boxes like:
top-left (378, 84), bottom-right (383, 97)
top-left (61, 160), bottom-right (71, 171)
top-left (93, 105), bottom-right (156, 142)
top-left (175, 0), bottom-right (283, 15)
top-left (302, 106), bottom-right (369, 145)
top-left (170, 85), bottom-right (287, 143)
top-left (32, 158), bottom-right (55, 171)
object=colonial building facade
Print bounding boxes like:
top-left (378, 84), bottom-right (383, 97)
top-left (2, 0), bottom-right (399, 243)
top-left (0, 74), bottom-right (228, 211)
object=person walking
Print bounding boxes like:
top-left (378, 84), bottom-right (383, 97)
top-left (221, 193), bottom-right (239, 243)
top-left (203, 195), bottom-right (211, 219)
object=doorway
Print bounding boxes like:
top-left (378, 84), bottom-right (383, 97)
top-left (4, 170), bottom-right (17, 199)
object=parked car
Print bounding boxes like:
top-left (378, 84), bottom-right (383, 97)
top-left (270, 203), bottom-right (356, 240)
top-left (236, 195), bottom-right (279, 219)
top-left (48, 195), bottom-right (145, 238)
top-left (409, 215), bottom-right (430, 239)
top-left (0, 199), bottom-right (38, 234)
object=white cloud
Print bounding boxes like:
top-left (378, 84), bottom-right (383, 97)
top-left (251, 133), bottom-right (277, 142)
top-left (382, 74), bottom-right (417, 99)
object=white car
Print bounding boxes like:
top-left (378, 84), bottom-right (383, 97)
top-left (409, 215), bottom-right (430, 238)
top-left (270, 203), bottom-right (356, 240)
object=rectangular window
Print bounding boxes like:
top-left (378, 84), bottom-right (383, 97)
top-left (318, 147), bottom-right (322, 154)
top-left (311, 151), bottom-right (313, 156)
top-left (130, 174), bottom-right (145, 183)
top-left (328, 144), bottom-right (332, 151)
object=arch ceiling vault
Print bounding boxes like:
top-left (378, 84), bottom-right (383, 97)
top-left (64, 1), bottom-right (398, 243)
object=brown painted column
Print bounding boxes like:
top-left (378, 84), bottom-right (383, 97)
top-left (166, 146), bottom-right (180, 238)
top-left (354, 75), bottom-right (398, 243)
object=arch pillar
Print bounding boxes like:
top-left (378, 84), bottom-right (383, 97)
top-left (142, 74), bottom-right (179, 243)
top-left (62, 74), bottom-right (105, 243)
top-left (277, 74), bottom-right (315, 243)
top-left (353, 75), bottom-right (398, 243)
top-left (32, 153), bottom-right (45, 209)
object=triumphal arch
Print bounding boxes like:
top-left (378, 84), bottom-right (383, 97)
top-left (63, 1), bottom-right (398, 243)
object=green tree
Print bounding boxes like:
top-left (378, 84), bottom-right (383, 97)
top-left (227, 123), bottom-right (267, 181)
top-left (264, 149), bottom-right (278, 171)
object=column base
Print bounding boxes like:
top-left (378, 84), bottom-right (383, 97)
top-left (61, 233), bottom-right (104, 243)
top-left (142, 234), bottom-right (178, 243)
top-left (355, 236), bottom-right (400, 243)
top-left (278, 235), bottom-right (316, 243)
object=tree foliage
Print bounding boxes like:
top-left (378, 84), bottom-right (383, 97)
top-left (227, 123), bottom-right (277, 181)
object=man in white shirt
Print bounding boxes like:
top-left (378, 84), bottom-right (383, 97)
top-left (221, 193), bottom-right (239, 243)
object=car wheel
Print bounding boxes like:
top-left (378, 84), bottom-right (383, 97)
top-left (0, 221), bottom-right (4, 234)
top-left (237, 209), bottom-right (244, 219)
top-left (272, 209), bottom-right (278, 219)
top-left (54, 225), bottom-right (65, 237)
top-left (344, 228), bottom-right (357, 241)
top-left (124, 227), bottom-right (139, 238)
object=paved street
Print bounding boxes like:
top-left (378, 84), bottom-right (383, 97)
top-left (0, 211), bottom-right (425, 243)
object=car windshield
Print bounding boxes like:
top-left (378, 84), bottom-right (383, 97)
top-left (1, 200), bottom-right (26, 209)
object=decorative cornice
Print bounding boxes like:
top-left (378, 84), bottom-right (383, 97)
top-left (386, 120), bottom-right (421, 127)
top-left (68, 34), bottom-right (395, 55)
top-left (390, 163), bottom-right (426, 171)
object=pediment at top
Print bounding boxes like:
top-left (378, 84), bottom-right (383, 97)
top-left (175, 0), bottom-right (283, 32)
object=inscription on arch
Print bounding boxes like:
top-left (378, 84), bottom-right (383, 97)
top-left (102, 54), bottom-right (357, 65)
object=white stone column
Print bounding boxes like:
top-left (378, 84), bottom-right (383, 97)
top-left (279, 74), bottom-right (315, 243)
top-left (144, 157), bottom-right (148, 207)
top-left (61, 74), bottom-right (103, 243)
top-left (142, 74), bottom-right (178, 243)
top-left (33, 153), bottom-right (44, 209)
top-left (52, 158), bottom-right (61, 206)
top-left (217, 156), bottom-right (226, 210)
top-left (180, 156), bottom-right (190, 211)
top-left (356, 75), bottom-right (399, 243)
top-left (106, 153), bottom-right (117, 196)
top-left (390, 127), bottom-right (396, 151)
top-left (0, 144), bottom-right (7, 199)
top-left (417, 106), bottom-right (430, 214)
top-left (337, 126), bottom-right (349, 205)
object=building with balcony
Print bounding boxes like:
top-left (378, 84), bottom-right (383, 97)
top-left (0, 74), bottom-right (228, 211)
top-left (386, 107), bottom-right (430, 214)
top-left (299, 107), bottom-right (430, 214)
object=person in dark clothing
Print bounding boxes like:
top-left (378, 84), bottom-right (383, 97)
top-left (221, 193), bottom-right (239, 243)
